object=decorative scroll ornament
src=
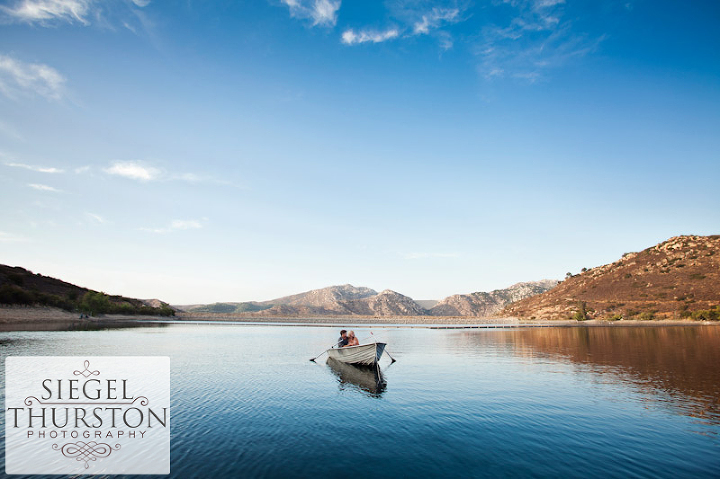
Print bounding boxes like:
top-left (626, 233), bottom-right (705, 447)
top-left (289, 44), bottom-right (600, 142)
top-left (52, 442), bottom-right (121, 469)
top-left (73, 360), bottom-right (100, 378)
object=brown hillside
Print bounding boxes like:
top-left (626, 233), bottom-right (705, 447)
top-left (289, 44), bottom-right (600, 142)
top-left (0, 265), bottom-right (174, 316)
top-left (502, 235), bottom-right (720, 320)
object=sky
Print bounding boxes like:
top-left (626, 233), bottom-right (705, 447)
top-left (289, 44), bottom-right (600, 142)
top-left (0, 0), bottom-right (718, 304)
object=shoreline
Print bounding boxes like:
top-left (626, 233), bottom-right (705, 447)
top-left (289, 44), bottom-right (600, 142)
top-left (1, 305), bottom-right (718, 331)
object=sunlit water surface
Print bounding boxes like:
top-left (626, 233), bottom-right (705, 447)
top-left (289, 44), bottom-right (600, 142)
top-left (2, 324), bottom-right (719, 478)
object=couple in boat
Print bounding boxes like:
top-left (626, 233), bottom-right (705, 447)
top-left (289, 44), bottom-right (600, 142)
top-left (337, 329), bottom-right (359, 348)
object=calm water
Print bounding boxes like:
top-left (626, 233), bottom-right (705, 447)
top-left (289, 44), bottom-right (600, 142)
top-left (2, 323), bottom-right (720, 478)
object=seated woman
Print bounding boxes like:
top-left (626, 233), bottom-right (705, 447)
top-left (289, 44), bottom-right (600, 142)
top-left (345, 330), bottom-right (359, 346)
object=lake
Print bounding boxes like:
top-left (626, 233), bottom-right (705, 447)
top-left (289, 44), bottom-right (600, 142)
top-left (2, 323), bottom-right (719, 478)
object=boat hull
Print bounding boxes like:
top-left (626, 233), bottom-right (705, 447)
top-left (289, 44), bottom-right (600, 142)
top-left (326, 342), bottom-right (386, 365)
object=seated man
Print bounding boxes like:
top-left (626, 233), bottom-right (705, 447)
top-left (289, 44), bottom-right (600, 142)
top-left (337, 329), bottom-right (348, 348)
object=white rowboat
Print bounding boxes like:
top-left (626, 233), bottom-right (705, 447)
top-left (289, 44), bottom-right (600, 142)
top-left (326, 342), bottom-right (386, 366)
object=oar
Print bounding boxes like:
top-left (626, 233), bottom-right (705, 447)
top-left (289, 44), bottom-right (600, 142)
top-left (309, 343), bottom-right (337, 362)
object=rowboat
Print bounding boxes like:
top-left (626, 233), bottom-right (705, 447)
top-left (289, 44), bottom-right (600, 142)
top-left (326, 342), bottom-right (386, 366)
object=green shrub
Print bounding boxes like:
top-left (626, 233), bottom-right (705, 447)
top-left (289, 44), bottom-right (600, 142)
top-left (638, 312), bottom-right (655, 321)
top-left (572, 301), bottom-right (588, 321)
top-left (691, 309), bottom-right (720, 321)
top-left (0, 284), bottom-right (34, 305)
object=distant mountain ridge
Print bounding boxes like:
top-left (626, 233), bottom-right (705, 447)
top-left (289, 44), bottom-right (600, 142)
top-left (429, 280), bottom-right (560, 317)
top-left (182, 280), bottom-right (559, 317)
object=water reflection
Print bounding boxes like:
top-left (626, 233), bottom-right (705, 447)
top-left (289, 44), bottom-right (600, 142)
top-left (326, 358), bottom-right (387, 397)
top-left (462, 326), bottom-right (720, 425)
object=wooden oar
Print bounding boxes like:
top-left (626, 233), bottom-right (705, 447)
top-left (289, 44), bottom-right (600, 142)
top-left (309, 344), bottom-right (336, 362)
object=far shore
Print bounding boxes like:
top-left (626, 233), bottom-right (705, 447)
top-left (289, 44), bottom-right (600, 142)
top-left (1, 305), bottom-right (718, 331)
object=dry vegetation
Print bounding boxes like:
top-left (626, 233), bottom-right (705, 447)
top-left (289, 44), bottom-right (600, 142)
top-left (502, 235), bottom-right (720, 321)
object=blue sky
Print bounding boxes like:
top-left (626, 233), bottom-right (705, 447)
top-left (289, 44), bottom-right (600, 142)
top-left (0, 0), bottom-right (718, 304)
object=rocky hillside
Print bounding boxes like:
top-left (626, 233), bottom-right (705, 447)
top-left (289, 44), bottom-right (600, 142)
top-left (188, 281), bottom-right (555, 318)
top-left (341, 290), bottom-right (426, 316)
top-left (258, 284), bottom-right (377, 308)
top-left (430, 280), bottom-right (559, 317)
top-left (184, 285), bottom-right (377, 314)
top-left (502, 235), bottom-right (720, 320)
top-left (247, 288), bottom-right (425, 317)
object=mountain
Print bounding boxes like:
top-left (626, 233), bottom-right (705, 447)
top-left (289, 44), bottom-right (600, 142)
top-left (186, 281), bottom-right (554, 318)
top-left (340, 290), bottom-right (426, 316)
top-left (257, 284), bottom-right (377, 308)
top-left (247, 288), bottom-right (425, 317)
top-left (429, 280), bottom-right (559, 317)
top-left (0, 265), bottom-right (175, 316)
top-left (184, 285), bottom-right (377, 314)
top-left (502, 235), bottom-right (720, 320)
top-left (415, 299), bottom-right (439, 309)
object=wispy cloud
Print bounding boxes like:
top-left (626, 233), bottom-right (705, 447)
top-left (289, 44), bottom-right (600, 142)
top-left (141, 219), bottom-right (204, 234)
top-left (403, 252), bottom-right (460, 260)
top-left (343, 2), bottom-right (466, 48)
top-left (412, 7), bottom-right (460, 35)
top-left (476, 0), bottom-right (601, 81)
top-left (281, 0), bottom-right (341, 27)
top-left (104, 161), bottom-right (161, 181)
top-left (4, 161), bottom-right (63, 173)
top-left (0, 231), bottom-right (29, 242)
top-left (0, 54), bottom-right (66, 101)
top-left (103, 160), bottom-right (235, 186)
top-left (0, 0), bottom-right (151, 26)
top-left (0, 0), bottom-right (92, 24)
top-left (85, 212), bottom-right (107, 223)
top-left (341, 28), bottom-right (400, 45)
top-left (28, 183), bottom-right (62, 192)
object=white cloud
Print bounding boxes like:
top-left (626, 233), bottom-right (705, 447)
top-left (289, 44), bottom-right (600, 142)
top-left (0, 0), bottom-right (151, 25)
top-left (170, 220), bottom-right (202, 230)
top-left (0, 54), bottom-right (66, 101)
top-left (28, 183), bottom-right (62, 192)
top-left (413, 7), bottom-right (460, 35)
top-left (104, 161), bottom-right (161, 181)
top-left (282, 0), bottom-right (340, 27)
top-left (74, 165), bottom-right (91, 174)
top-left (403, 252), bottom-right (460, 260)
top-left (141, 219), bottom-right (204, 234)
top-left (342, 28), bottom-right (400, 45)
top-left (0, 231), bottom-right (28, 242)
top-left (344, 2), bottom-right (466, 49)
top-left (4, 161), bottom-right (63, 173)
top-left (0, 0), bottom-right (92, 24)
top-left (85, 212), bottom-right (107, 223)
top-left (477, 0), bottom-right (602, 81)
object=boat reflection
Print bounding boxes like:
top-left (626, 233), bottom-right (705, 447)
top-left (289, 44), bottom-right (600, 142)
top-left (326, 357), bottom-right (387, 397)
